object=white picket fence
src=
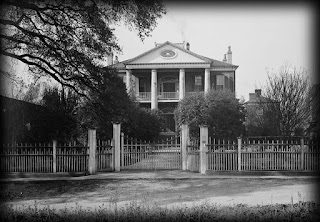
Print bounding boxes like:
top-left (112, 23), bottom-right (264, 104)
top-left (206, 137), bottom-right (320, 171)
top-left (1, 130), bottom-right (114, 173)
top-left (1, 124), bottom-right (319, 174)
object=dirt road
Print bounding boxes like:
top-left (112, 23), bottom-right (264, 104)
top-left (2, 177), bottom-right (319, 211)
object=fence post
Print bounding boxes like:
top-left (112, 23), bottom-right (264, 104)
top-left (52, 140), bottom-right (57, 173)
top-left (88, 129), bottom-right (97, 174)
top-left (181, 124), bottom-right (189, 170)
top-left (300, 138), bottom-right (304, 171)
top-left (237, 137), bottom-right (242, 171)
top-left (199, 125), bottom-right (208, 174)
top-left (113, 123), bottom-right (121, 171)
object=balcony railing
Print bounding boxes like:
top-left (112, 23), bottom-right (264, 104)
top-left (137, 92), bottom-right (151, 101)
top-left (137, 91), bottom-right (203, 101)
top-left (158, 92), bottom-right (179, 100)
top-left (186, 91), bottom-right (204, 97)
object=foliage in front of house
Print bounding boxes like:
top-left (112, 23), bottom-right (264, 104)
top-left (1, 89), bottom-right (79, 144)
top-left (77, 67), bottom-right (164, 141)
top-left (2, 68), bottom-right (165, 143)
top-left (174, 90), bottom-right (246, 139)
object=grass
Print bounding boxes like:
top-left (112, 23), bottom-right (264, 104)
top-left (1, 201), bottom-right (319, 222)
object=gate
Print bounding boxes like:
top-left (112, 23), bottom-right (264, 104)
top-left (120, 133), bottom-right (181, 170)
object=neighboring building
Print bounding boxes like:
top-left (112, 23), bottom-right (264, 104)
top-left (244, 89), bottom-right (270, 136)
top-left (111, 41), bottom-right (239, 134)
top-left (244, 89), bottom-right (266, 129)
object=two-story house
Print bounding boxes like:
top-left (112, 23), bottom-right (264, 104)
top-left (111, 41), bottom-right (239, 134)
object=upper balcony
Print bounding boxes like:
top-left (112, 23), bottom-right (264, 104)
top-left (137, 91), bottom-right (204, 102)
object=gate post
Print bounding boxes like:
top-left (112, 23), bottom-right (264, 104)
top-left (300, 138), bottom-right (304, 171)
top-left (88, 129), bottom-right (97, 174)
top-left (52, 140), bottom-right (57, 173)
top-left (181, 124), bottom-right (189, 170)
top-left (237, 137), bottom-right (242, 171)
top-left (199, 125), bottom-right (208, 174)
top-left (113, 123), bottom-right (121, 171)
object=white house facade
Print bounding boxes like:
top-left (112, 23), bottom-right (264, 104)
top-left (111, 41), bottom-right (239, 134)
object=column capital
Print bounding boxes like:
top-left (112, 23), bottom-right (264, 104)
top-left (179, 68), bottom-right (185, 72)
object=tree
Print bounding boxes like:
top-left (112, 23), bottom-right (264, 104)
top-left (76, 67), bottom-right (132, 140)
top-left (41, 85), bottom-right (79, 141)
top-left (0, 0), bottom-right (166, 95)
top-left (261, 65), bottom-right (311, 136)
top-left (123, 106), bottom-right (165, 141)
top-left (174, 90), bottom-right (246, 139)
top-left (78, 67), bottom-right (165, 140)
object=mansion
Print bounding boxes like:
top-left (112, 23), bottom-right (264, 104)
top-left (111, 41), bottom-right (239, 133)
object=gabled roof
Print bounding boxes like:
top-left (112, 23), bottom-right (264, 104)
top-left (111, 41), bottom-right (238, 69)
top-left (125, 41), bottom-right (211, 64)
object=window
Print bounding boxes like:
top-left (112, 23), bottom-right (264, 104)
top-left (195, 75), bottom-right (202, 86)
top-left (139, 78), bottom-right (147, 92)
top-left (216, 75), bottom-right (224, 90)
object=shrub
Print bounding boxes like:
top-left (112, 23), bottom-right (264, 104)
top-left (174, 90), bottom-right (246, 139)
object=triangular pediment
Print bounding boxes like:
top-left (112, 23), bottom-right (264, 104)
top-left (125, 41), bottom-right (210, 64)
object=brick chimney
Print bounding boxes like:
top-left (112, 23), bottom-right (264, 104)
top-left (255, 89), bottom-right (261, 97)
top-left (223, 54), bottom-right (227, 62)
top-left (186, 42), bottom-right (190, 50)
top-left (227, 46), bottom-right (232, 64)
top-left (114, 55), bottom-right (118, 64)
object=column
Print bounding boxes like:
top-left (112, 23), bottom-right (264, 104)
top-left (126, 69), bottom-right (132, 94)
top-left (151, 69), bottom-right (158, 109)
top-left (135, 76), bottom-right (139, 97)
top-left (179, 68), bottom-right (185, 100)
top-left (204, 68), bottom-right (210, 93)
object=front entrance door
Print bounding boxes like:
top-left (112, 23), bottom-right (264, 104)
top-left (163, 82), bottom-right (176, 92)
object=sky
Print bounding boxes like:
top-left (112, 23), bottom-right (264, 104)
top-left (0, 2), bottom-right (316, 101)
top-left (112, 2), bottom-right (316, 101)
